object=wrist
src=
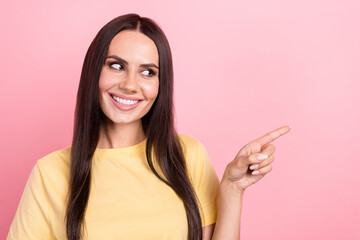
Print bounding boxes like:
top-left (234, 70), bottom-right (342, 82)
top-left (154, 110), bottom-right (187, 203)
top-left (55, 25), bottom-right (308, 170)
top-left (220, 178), bottom-right (245, 197)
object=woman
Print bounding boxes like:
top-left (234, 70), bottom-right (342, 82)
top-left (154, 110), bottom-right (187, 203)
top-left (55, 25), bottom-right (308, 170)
top-left (7, 13), bottom-right (291, 240)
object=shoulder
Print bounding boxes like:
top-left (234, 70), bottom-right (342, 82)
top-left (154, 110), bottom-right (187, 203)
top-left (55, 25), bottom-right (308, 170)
top-left (36, 146), bottom-right (71, 169)
top-left (177, 134), bottom-right (210, 169)
top-left (177, 134), bottom-right (207, 157)
top-left (7, 147), bottom-right (72, 239)
top-left (34, 146), bottom-right (72, 183)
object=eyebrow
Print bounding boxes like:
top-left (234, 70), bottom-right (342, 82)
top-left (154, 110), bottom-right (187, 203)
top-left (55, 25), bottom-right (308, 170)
top-left (106, 55), bottom-right (159, 69)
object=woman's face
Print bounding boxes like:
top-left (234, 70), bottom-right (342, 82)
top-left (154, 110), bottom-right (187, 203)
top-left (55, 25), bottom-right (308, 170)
top-left (98, 30), bottom-right (159, 127)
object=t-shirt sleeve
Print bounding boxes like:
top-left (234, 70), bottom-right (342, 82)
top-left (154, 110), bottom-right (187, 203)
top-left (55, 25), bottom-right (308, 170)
top-left (186, 137), bottom-right (220, 227)
top-left (7, 163), bottom-right (53, 240)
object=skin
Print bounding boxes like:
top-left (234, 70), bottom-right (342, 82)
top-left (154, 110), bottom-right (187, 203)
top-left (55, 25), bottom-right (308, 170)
top-left (97, 30), bottom-right (159, 149)
top-left (95, 27), bottom-right (291, 240)
top-left (211, 125), bottom-right (292, 240)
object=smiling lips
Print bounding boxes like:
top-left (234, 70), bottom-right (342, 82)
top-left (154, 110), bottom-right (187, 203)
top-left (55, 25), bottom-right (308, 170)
top-left (109, 93), bottom-right (143, 111)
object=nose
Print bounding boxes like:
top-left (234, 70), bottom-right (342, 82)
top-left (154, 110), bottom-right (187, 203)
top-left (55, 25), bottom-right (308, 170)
top-left (120, 71), bottom-right (137, 93)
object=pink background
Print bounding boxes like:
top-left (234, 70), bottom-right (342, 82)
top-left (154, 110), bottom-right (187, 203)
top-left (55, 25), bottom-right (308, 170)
top-left (1, 0), bottom-right (359, 239)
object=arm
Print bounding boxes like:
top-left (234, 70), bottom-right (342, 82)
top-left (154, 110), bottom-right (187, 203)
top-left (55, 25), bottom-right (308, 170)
top-left (7, 163), bottom-right (53, 240)
top-left (202, 223), bottom-right (215, 240)
top-left (202, 184), bottom-right (243, 240)
top-left (202, 182), bottom-right (243, 240)
top-left (211, 180), bottom-right (244, 240)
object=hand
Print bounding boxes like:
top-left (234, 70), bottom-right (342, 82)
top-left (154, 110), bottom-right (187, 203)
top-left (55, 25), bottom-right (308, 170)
top-left (222, 126), bottom-right (291, 192)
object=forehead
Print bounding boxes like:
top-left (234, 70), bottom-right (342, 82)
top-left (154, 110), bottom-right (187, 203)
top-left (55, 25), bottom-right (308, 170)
top-left (107, 30), bottom-right (159, 65)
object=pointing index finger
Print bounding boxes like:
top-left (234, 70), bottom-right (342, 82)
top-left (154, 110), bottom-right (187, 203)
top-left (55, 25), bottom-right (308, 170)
top-left (252, 126), bottom-right (291, 146)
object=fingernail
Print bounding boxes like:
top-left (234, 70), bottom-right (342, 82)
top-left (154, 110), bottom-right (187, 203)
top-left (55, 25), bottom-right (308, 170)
top-left (252, 170), bottom-right (259, 175)
top-left (257, 154), bottom-right (268, 161)
top-left (249, 164), bottom-right (259, 170)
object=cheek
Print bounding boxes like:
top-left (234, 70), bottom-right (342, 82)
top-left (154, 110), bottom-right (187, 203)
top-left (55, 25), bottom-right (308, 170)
top-left (98, 70), bottom-right (112, 91)
top-left (98, 70), bottom-right (113, 109)
top-left (143, 81), bottom-right (159, 100)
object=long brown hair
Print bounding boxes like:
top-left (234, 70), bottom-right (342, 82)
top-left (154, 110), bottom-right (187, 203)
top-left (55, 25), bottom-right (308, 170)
top-left (66, 13), bottom-right (203, 240)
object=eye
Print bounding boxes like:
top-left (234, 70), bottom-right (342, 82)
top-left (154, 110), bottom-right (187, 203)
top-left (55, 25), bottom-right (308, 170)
top-left (109, 63), bottom-right (123, 70)
top-left (141, 69), bottom-right (155, 76)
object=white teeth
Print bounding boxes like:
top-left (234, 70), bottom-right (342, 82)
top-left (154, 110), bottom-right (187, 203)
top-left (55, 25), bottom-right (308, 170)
top-left (112, 95), bottom-right (139, 105)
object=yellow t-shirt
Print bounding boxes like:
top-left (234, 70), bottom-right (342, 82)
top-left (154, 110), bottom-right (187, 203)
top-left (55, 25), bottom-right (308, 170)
top-left (7, 134), bottom-right (219, 240)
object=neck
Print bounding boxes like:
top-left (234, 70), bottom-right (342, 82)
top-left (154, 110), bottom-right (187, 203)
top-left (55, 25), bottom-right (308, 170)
top-left (96, 119), bottom-right (146, 149)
